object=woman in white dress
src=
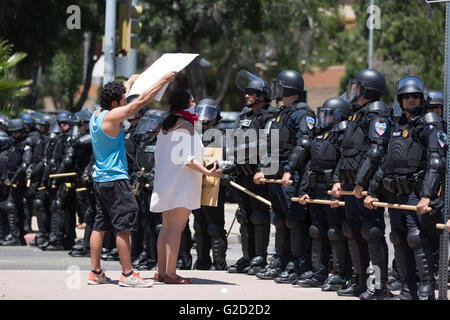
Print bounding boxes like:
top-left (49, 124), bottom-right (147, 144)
top-left (150, 88), bottom-right (222, 284)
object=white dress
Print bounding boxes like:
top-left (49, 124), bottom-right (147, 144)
top-left (150, 124), bottom-right (204, 212)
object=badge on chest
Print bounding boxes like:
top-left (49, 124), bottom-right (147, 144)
top-left (144, 145), bottom-right (156, 153)
top-left (239, 119), bottom-right (252, 127)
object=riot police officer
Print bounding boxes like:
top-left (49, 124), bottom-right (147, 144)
top-left (254, 70), bottom-right (315, 283)
top-left (227, 71), bottom-right (277, 275)
top-left (46, 111), bottom-right (77, 250)
top-left (0, 130), bottom-right (13, 244)
top-left (131, 113), bottom-right (164, 270)
top-left (365, 76), bottom-right (445, 300)
top-left (27, 114), bottom-right (54, 249)
top-left (296, 97), bottom-right (353, 290)
top-left (427, 90), bottom-right (444, 118)
top-left (331, 69), bottom-right (392, 299)
top-left (0, 119), bottom-right (30, 245)
top-left (191, 98), bottom-right (230, 270)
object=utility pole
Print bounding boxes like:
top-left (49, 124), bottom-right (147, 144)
top-left (103, 0), bottom-right (117, 85)
top-left (368, 0), bottom-right (374, 68)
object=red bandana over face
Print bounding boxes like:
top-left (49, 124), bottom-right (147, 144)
top-left (173, 107), bottom-right (198, 126)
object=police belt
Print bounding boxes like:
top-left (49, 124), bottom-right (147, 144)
top-left (311, 160), bottom-right (337, 171)
top-left (341, 140), bottom-right (369, 152)
top-left (385, 159), bottom-right (425, 169)
top-left (382, 175), bottom-right (419, 195)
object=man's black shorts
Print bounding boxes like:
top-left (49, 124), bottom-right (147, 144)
top-left (93, 179), bottom-right (139, 234)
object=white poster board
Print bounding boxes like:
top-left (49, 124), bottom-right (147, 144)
top-left (127, 53), bottom-right (199, 101)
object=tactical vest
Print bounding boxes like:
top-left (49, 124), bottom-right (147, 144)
top-left (270, 102), bottom-right (314, 161)
top-left (136, 135), bottom-right (156, 172)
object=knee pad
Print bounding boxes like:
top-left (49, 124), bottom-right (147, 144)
top-left (207, 224), bottom-right (224, 238)
top-left (389, 231), bottom-right (403, 246)
top-left (407, 228), bottom-right (427, 249)
top-left (272, 214), bottom-right (286, 229)
top-left (309, 225), bottom-right (321, 240)
top-left (285, 217), bottom-right (301, 229)
top-left (4, 201), bottom-right (15, 212)
top-left (55, 200), bottom-right (63, 211)
top-left (342, 222), bottom-right (357, 240)
top-left (33, 198), bottom-right (44, 210)
top-left (235, 208), bottom-right (249, 225)
top-left (360, 224), bottom-right (384, 242)
top-left (328, 227), bottom-right (345, 241)
top-left (250, 210), bottom-right (268, 226)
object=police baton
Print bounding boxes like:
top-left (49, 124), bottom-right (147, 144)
top-left (76, 187), bottom-right (88, 192)
top-left (327, 190), bottom-right (368, 197)
top-left (291, 197), bottom-right (345, 207)
top-left (371, 201), bottom-right (432, 213)
top-left (436, 224), bottom-right (446, 230)
top-left (49, 172), bottom-right (77, 179)
top-left (134, 167), bottom-right (145, 196)
top-left (229, 181), bottom-right (271, 207)
top-left (226, 215), bottom-right (237, 240)
top-left (260, 178), bottom-right (293, 185)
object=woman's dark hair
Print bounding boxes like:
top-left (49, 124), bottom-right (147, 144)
top-left (162, 88), bottom-right (193, 131)
top-left (99, 81), bottom-right (126, 110)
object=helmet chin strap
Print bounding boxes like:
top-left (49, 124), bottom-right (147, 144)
top-left (350, 101), bottom-right (361, 111)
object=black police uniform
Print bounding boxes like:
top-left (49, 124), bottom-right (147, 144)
top-left (367, 111), bottom-right (446, 300)
top-left (297, 120), bottom-right (352, 289)
top-left (256, 100), bottom-right (315, 283)
top-left (332, 100), bottom-right (391, 297)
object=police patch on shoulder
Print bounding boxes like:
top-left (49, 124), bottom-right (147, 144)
top-left (239, 119), bottom-right (252, 127)
top-left (438, 131), bottom-right (447, 148)
top-left (305, 116), bottom-right (315, 130)
top-left (374, 121), bottom-right (387, 136)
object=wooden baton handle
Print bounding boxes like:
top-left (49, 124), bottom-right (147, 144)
top-left (49, 172), bottom-right (77, 178)
top-left (436, 223), bottom-right (445, 230)
top-left (260, 178), bottom-right (293, 185)
top-left (327, 190), bottom-right (368, 196)
top-left (230, 181), bottom-right (272, 207)
top-left (291, 197), bottom-right (345, 207)
top-left (372, 201), bottom-right (432, 213)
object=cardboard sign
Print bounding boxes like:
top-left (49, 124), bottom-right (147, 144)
top-left (200, 147), bottom-right (222, 207)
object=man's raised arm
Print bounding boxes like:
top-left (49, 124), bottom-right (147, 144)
top-left (106, 71), bottom-right (177, 125)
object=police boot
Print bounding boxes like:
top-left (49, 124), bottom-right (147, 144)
top-left (257, 256), bottom-right (287, 280)
top-left (192, 231), bottom-right (212, 270)
top-left (106, 248), bottom-right (120, 261)
top-left (247, 256), bottom-right (267, 275)
top-left (100, 248), bottom-right (111, 261)
top-left (46, 238), bottom-right (65, 251)
top-left (0, 234), bottom-right (22, 246)
top-left (137, 258), bottom-right (157, 271)
top-left (227, 257), bottom-right (251, 273)
top-left (389, 281), bottom-right (418, 300)
top-left (71, 239), bottom-right (84, 251)
top-left (274, 259), bottom-right (300, 284)
top-left (297, 265), bottom-right (329, 288)
top-left (211, 237), bottom-right (227, 271)
top-left (359, 280), bottom-right (393, 300)
top-left (322, 274), bottom-right (349, 292)
top-left (69, 247), bottom-right (90, 257)
top-left (132, 250), bottom-right (148, 267)
top-left (337, 274), bottom-right (368, 297)
top-left (387, 264), bottom-right (402, 291)
top-left (408, 228), bottom-right (435, 300)
top-left (322, 234), bottom-right (351, 291)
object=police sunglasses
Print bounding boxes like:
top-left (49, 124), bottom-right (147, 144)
top-left (245, 89), bottom-right (260, 96)
top-left (400, 93), bottom-right (422, 100)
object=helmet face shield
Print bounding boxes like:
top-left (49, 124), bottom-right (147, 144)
top-left (197, 106), bottom-right (218, 122)
top-left (272, 79), bottom-right (286, 100)
top-left (235, 70), bottom-right (265, 92)
top-left (346, 80), bottom-right (365, 102)
top-left (392, 100), bottom-right (403, 118)
top-left (135, 116), bottom-right (164, 135)
top-left (397, 76), bottom-right (425, 92)
top-left (317, 107), bottom-right (337, 129)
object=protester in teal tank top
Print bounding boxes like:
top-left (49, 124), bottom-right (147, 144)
top-left (90, 109), bottom-right (128, 182)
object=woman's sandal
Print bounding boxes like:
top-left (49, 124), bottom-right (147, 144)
top-left (163, 274), bottom-right (192, 284)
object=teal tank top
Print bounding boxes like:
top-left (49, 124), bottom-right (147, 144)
top-left (90, 110), bottom-right (129, 182)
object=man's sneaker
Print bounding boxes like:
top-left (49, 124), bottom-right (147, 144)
top-left (119, 272), bottom-right (153, 288)
top-left (87, 270), bottom-right (112, 285)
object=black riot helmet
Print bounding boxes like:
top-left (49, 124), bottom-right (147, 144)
top-left (56, 111), bottom-right (74, 124)
top-left (0, 114), bottom-right (9, 131)
top-left (20, 112), bottom-right (35, 133)
top-left (196, 98), bottom-right (221, 124)
top-left (37, 114), bottom-right (55, 127)
top-left (0, 130), bottom-right (10, 150)
top-left (7, 119), bottom-right (24, 132)
top-left (144, 109), bottom-right (167, 118)
top-left (135, 115), bottom-right (165, 135)
top-left (235, 70), bottom-right (272, 103)
top-left (395, 75), bottom-right (427, 115)
top-left (317, 97), bottom-right (351, 129)
top-left (427, 90), bottom-right (444, 111)
top-left (74, 108), bottom-right (93, 123)
top-left (272, 70), bottom-right (304, 100)
top-left (346, 69), bottom-right (386, 103)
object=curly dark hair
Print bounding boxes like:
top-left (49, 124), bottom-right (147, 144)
top-left (99, 81), bottom-right (126, 110)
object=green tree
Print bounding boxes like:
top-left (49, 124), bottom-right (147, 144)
top-left (139, 0), bottom-right (343, 110)
top-left (0, 39), bottom-right (31, 115)
top-left (340, 1), bottom-right (445, 104)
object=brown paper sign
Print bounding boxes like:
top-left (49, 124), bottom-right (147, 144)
top-left (201, 147), bottom-right (222, 207)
